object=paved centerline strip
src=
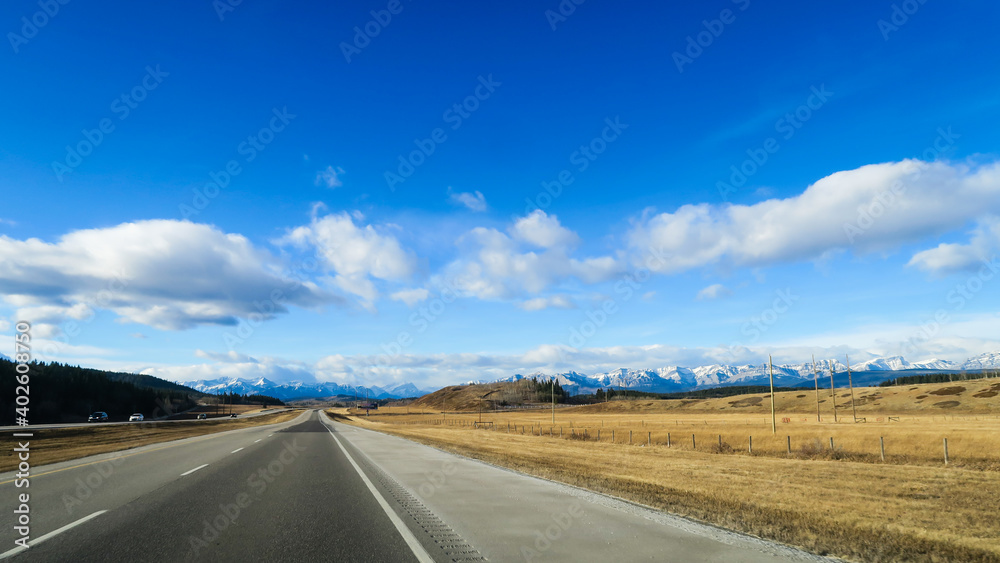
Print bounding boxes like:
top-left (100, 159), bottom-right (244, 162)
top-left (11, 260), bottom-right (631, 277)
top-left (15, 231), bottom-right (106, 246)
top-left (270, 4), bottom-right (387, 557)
top-left (0, 510), bottom-right (107, 559)
top-left (324, 424), bottom-right (434, 563)
top-left (180, 464), bottom-right (208, 476)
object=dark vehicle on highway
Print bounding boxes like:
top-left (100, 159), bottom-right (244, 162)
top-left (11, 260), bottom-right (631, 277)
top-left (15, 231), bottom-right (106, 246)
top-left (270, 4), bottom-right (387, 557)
top-left (88, 412), bottom-right (109, 422)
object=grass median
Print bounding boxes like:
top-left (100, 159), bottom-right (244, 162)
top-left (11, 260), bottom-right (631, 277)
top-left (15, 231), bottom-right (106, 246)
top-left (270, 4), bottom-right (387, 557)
top-left (1, 410), bottom-right (303, 472)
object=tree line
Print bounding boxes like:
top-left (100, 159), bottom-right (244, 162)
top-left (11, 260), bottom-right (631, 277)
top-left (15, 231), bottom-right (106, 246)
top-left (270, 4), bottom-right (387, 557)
top-left (1, 359), bottom-right (199, 424)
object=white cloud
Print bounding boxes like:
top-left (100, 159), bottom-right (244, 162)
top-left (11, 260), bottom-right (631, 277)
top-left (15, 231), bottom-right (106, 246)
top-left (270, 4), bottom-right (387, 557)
top-left (628, 160), bottom-right (1000, 274)
top-left (315, 166), bottom-right (345, 189)
top-left (443, 211), bottom-right (621, 301)
top-left (195, 349), bottom-right (259, 363)
top-left (696, 283), bottom-right (732, 300)
top-left (391, 288), bottom-right (430, 306)
top-left (0, 220), bottom-right (332, 331)
top-left (518, 295), bottom-right (576, 311)
top-left (448, 188), bottom-right (487, 212)
top-left (278, 212), bottom-right (417, 305)
top-left (511, 210), bottom-right (579, 249)
top-left (908, 217), bottom-right (1000, 275)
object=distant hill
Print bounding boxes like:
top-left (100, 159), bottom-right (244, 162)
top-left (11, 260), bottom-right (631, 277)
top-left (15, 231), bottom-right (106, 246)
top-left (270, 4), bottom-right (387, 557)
top-left (0, 359), bottom-right (203, 424)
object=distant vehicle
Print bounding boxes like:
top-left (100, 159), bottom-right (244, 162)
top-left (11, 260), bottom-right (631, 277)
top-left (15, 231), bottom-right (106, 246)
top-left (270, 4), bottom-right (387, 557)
top-left (129, 413), bottom-right (144, 422)
top-left (230, 413), bottom-right (237, 418)
top-left (88, 412), bottom-right (109, 423)
top-left (197, 413), bottom-right (208, 419)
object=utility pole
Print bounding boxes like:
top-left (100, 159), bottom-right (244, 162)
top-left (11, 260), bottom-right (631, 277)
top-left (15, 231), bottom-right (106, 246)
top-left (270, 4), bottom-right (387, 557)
top-left (829, 363), bottom-right (838, 423)
top-left (812, 354), bottom-right (821, 422)
top-left (551, 377), bottom-right (556, 424)
top-left (769, 355), bottom-right (776, 435)
top-left (846, 354), bottom-right (857, 423)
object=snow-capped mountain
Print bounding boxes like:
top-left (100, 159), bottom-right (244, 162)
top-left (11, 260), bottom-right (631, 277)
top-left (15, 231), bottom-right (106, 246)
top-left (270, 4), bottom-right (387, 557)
top-left (501, 352), bottom-right (997, 395)
top-left (961, 352), bottom-right (1000, 370)
top-left (184, 377), bottom-right (430, 401)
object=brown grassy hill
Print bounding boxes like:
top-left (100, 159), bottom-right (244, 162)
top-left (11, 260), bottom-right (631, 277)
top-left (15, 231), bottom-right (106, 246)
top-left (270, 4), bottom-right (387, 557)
top-left (565, 377), bottom-right (1000, 415)
top-left (409, 378), bottom-right (559, 412)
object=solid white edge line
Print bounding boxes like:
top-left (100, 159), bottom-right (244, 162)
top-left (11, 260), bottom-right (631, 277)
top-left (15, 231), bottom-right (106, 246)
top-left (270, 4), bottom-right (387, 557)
top-left (231, 448), bottom-right (244, 453)
top-left (324, 424), bottom-right (435, 563)
top-left (180, 464), bottom-right (208, 476)
top-left (0, 510), bottom-right (107, 559)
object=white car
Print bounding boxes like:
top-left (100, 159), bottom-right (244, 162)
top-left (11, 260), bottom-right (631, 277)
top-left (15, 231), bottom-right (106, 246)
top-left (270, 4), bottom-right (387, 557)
top-left (129, 413), bottom-right (144, 422)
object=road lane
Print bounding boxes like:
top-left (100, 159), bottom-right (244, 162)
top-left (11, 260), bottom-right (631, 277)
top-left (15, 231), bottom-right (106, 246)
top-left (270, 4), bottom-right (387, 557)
top-left (2, 412), bottom-right (424, 562)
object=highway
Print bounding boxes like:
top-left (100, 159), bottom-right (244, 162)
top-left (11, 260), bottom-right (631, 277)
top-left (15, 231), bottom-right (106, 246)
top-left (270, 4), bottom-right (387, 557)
top-left (0, 411), bottom-right (834, 562)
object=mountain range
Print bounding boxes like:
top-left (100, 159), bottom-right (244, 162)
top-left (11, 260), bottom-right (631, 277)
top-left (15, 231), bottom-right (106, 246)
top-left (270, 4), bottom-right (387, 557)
top-left (181, 352), bottom-right (1000, 400)
top-left (478, 352), bottom-right (1000, 396)
top-left (183, 377), bottom-right (432, 401)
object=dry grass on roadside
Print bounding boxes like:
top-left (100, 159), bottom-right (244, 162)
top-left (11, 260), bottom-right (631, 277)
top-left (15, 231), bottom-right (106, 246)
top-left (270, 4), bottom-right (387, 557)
top-left (0, 410), bottom-right (303, 472)
top-left (339, 412), bottom-right (1000, 563)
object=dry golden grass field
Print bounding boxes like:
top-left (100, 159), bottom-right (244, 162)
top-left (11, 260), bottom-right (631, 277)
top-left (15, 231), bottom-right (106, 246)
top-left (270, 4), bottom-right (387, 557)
top-left (0, 409), bottom-right (302, 473)
top-left (340, 377), bottom-right (1000, 562)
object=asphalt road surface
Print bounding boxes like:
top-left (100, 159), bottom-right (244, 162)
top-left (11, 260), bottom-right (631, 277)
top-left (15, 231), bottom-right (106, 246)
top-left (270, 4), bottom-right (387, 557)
top-left (0, 411), bottom-right (835, 562)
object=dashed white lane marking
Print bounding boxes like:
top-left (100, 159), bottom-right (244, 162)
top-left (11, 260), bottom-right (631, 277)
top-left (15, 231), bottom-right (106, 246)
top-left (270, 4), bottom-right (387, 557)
top-left (0, 510), bottom-right (107, 559)
top-left (181, 464), bottom-right (208, 476)
top-left (254, 439), bottom-right (262, 443)
top-left (231, 448), bottom-right (244, 453)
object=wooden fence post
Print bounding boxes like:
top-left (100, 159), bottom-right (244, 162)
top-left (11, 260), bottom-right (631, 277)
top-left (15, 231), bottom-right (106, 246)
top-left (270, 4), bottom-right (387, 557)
top-left (612, 429), bottom-right (615, 442)
top-left (748, 435), bottom-right (752, 454)
top-left (943, 438), bottom-right (949, 465)
top-left (648, 431), bottom-right (651, 446)
top-left (718, 434), bottom-right (722, 449)
top-left (880, 436), bottom-right (885, 462)
top-left (692, 434), bottom-right (696, 449)
top-left (629, 430), bottom-right (632, 445)
top-left (667, 432), bottom-right (671, 448)
top-left (786, 436), bottom-right (791, 454)
top-left (597, 429), bottom-right (601, 441)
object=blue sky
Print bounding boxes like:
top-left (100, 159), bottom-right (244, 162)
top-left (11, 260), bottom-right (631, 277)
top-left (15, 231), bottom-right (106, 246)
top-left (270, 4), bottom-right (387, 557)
top-left (2, 0), bottom-right (1000, 389)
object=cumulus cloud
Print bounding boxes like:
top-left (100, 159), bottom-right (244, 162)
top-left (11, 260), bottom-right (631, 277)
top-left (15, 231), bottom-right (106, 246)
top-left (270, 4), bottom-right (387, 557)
top-left (315, 166), bottom-right (345, 189)
top-left (908, 217), bottom-right (1000, 275)
top-left (278, 211), bottom-right (417, 306)
top-left (0, 220), bottom-right (332, 331)
top-left (390, 288), bottom-right (430, 306)
top-left (696, 283), bottom-right (732, 300)
top-left (518, 295), bottom-right (576, 311)
top-left (444, 211), bottom-right (621, 301)
top-left (628, 160), bottom-right (1000, 274)
top-left (447, 188), bottom-right (487, 212)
